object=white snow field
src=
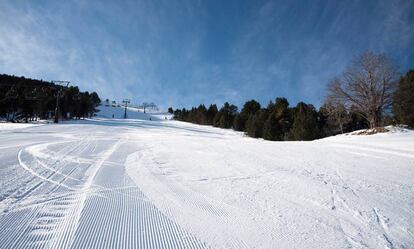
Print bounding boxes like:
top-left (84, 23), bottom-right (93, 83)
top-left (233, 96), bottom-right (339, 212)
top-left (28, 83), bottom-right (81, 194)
top-left (96, 104), bottom-right (172, 120)
top-left (0, 115), bottom-right (413, 248)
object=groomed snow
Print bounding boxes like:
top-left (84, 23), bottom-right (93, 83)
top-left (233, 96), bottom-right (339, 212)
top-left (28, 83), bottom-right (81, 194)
top-left (0, 114), bottom-right (413, 248)
top-left (0, 122), bottom-right (42, 131)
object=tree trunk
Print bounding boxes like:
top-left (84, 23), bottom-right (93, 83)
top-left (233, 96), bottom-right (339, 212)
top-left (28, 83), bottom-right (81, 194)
top-left (368, 114), bottom-right (381, 128)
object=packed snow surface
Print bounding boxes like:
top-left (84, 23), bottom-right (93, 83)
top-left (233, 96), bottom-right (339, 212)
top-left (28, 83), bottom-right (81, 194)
top-left (0, 116), bottom-right (413, 248)
top-left (0, 122), bottom-right (42, 131)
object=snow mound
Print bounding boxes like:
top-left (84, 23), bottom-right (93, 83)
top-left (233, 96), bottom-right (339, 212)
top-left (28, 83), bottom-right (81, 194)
top-left (384, 125), bottom-right (411, 133)
top-left (348, 125), bottom-right (411, 136)
top-left (0, 122), bottom-right (44, 131)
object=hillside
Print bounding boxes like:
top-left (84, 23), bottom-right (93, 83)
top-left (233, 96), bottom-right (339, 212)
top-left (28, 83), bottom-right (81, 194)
top-left (95, 104), bottom-right (173, 120)
top-left (0, 74), bottom-right (100, 122)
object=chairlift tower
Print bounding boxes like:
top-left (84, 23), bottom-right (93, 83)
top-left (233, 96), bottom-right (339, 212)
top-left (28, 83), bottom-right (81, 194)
top-left (122, 99), bottom-right (130, 119)
top-left (51, 81), bottom-right (70, 123)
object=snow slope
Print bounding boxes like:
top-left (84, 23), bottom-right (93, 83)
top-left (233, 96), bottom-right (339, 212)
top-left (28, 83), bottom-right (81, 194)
top-left (0, 117), bottom-right (413, 249)
top-left (96, 104), bottom-right (172, 120)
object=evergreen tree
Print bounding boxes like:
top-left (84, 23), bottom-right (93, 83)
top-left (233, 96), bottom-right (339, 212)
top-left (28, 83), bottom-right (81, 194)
top-left (393, 70), bottom-right (414, 127)
top-left (206, 104), bottom-right (218, 125)
top-left (213, 102), bottom-right (238, 129)
top-left (274, 97), bottom-right (292, 138)
top-left (232, 114), bottom-right (243, 131)
top-left (288, 102), bottom-right (320, 141)
top-left (0, 74), bottom-right (100, 121)
top-left (237, 100), bottom-right (261, 131)
top-left (246, 109), bottom-right (268, 138)
top-left (262, 98), bottom-right (291, 140)
top-left (196, 104), bottom-right (208, 124)
top-left (213, 111), bottom-right (222, 127)
top-left (219, 115), bottom-right (226, 128)
top-left (263, 114), bottom-right (279, 140)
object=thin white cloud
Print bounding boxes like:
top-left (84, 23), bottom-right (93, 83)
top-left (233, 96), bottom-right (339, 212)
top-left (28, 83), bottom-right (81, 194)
top-left (0, 0), bottom-right (412, 110)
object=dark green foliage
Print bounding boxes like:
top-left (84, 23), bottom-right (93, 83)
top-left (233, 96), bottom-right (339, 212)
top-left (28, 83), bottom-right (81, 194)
top-left (288, 102), bottom-right (320, 141)
top-left (232, 114), bottom-right (242, 131)
top-left (393, 70), bottom-right (414, 127)
top-left (213, 102), bottom-right (238, 128)
top-left (167, 107), bottom-right (174, 114)
top-left (172, 69), bottom-right (414, 141)
top-left (178, 105), bottom-right (208, 125)
top-left (262, 114), bottom-right (278, 140)
top-left (236, 100), bottom-right (261, 131)
top-left (173, 102), bottom-right (237, 128)
top-left (196, 104), bottom-right (208, 124)
top-left (0, 74), bottom-right (100, 122)
top-left (206, 104), bottom-right (218, 125)
top-left (246, 109), bottom-right (268, 138)
top-left (173, 98), bottom-right (317, 141)
top-left (262, 98), bottom-right (292, 140)
top-left (175, 108), bottom-right (188, 122)
top-left (317, 106), bottom-right (332, 137)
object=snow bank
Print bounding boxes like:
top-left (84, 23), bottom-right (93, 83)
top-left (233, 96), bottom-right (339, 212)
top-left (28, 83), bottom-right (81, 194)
top-left (345, 125), bottom-right (411, 136)
top-left (0, 122), bottom-right (42, 131)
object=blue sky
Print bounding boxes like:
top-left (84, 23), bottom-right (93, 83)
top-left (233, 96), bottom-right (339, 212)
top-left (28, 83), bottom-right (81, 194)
top-left (1, 0), bottom-right (413, 109)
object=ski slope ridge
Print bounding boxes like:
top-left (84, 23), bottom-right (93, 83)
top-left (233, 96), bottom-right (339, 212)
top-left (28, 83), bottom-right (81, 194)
top-left (96, 104), bottom-right (172, 120)
top-left (0, 117), bottom-right (413, 248)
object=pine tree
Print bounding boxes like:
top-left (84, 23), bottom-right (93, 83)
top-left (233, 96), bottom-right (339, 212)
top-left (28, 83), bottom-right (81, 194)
top-left (263, 114), bottom-right (279, 140)
top-left (393, 70), bottom-right (414, 127)
top-left (262, 98), bottom-right (291, 140)
top-left (206, 104), bottom-right (218, 125)
top-left (195, 104), bottom-right (207, 124)
top-left (246, 109), bottom-right (267, 138)
top-left (0, 74), bottom-right (100, 121)
top-left (219, 115), bottom-right (226, 128)
top-left (288, 102), bottom-right (320, 141)
top-left (237, 100), bottom-right (261, 131)
top-left (233, 114), bottom-right (243, 131)
top-left (213, 102), bottom-right (238, 129)
top-left (213, 111), bottom-right (222, 127)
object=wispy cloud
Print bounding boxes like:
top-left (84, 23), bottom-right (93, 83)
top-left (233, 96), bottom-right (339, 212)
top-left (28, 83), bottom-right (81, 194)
top-left (0, 0), bottom-right (412, 109)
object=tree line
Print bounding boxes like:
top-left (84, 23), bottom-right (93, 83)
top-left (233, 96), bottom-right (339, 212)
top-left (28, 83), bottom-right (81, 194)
top-left (170, 52), bottom-right (414, 140)
top-left (170, 98), bottom-right (368, 141)
top-left (0, 74), bottom-right (101, 122)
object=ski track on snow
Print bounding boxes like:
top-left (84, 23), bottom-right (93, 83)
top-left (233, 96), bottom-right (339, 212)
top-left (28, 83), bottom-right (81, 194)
top-left (0, 132), bottom-right (209, 249)
top-left (0, 118), bottom-right (413, 248)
